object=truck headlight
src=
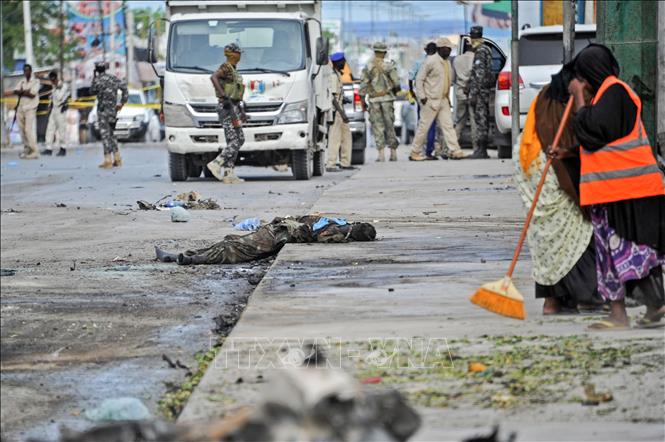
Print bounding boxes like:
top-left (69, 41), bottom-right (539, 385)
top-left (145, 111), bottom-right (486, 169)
top-left (276, 100), bottom-right (307, 125)
top-left (164, 102), bottom-right (195, 127)
top-left (133, 115), bottom-right (144, 123)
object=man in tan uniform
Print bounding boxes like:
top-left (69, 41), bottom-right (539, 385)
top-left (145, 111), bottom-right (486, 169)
top-left (327, 52), bottom-right (354, 171)
top-left (409, 38), bottom-right (466, 161)
top-left (13, 64), bottom-right (40, 159)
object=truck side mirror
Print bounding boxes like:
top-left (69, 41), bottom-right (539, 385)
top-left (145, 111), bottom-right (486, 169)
top-left (315, 37), bottom-right (329, 66)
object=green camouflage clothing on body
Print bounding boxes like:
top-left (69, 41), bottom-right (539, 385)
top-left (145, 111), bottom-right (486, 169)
top-left (210, 62), bottom-right (246, 168)
top-left (360, 57), bottom-right (400, 150)
top-left (155, 216), bottom-right (377, 265)
top-left (91, 72), bottom-right (128, 154)
top-left (468, 43), bottom-right (493, 148)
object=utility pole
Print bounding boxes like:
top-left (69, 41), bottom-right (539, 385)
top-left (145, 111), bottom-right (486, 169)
top-left (110, 0), bottom-right (116, 75)
top-left (23, 0), bottom-right (34, 65)
top-left (510, 0), bottom-right (519, 147)
top-left (59, 0), bottom-right (65, 77)
top-left (562, 0), bottom-right (575, 64)
top-left (98, 0), bottom-right (106, 62)
top-left (127, 6), bottom-right (135, 86)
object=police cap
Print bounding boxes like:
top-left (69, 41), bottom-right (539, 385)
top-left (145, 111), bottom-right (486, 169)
top-left (330, 52), bottom-right (345, 62)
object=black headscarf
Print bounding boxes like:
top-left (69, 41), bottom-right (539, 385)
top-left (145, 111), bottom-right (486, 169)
top-left (545, 60), bottom-right (574, 103)
top-left (572, 43), bottom-right (620, 91)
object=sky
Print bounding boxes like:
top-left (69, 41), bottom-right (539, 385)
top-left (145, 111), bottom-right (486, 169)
top-left (125, 0), bottom-right (466, 22)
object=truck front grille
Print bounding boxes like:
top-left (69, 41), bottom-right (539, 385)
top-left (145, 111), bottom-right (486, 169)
top-left (189, 102), bottom-right (283, 114)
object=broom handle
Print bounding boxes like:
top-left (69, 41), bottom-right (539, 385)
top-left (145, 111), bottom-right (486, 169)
top-left (505, 97), bottom-right (575, 279)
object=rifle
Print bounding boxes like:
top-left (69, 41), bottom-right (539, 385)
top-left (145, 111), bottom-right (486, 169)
top-left (9, 94), bottom-right (22, 132)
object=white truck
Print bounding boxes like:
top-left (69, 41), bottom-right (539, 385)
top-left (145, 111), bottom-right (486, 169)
top-left (156, 0), bottom-right (332, 181)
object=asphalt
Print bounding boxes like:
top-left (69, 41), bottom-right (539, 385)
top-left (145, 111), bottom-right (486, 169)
top-left (178, 148), bottom-right (665, 441)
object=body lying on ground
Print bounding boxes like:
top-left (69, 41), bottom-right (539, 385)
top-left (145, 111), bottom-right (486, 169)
top-left (155, 216), bottom-right (377, 265)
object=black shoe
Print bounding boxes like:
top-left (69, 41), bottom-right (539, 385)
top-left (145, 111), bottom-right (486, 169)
top-left (439, 154), bottom-right (449, 160)
top-left (468, 149), bottom-right (490, 159)
top-left (40, 149), bottom-right (52, 156)
top-left (339, 165), bottom-right (357, 170)
top-left (56, 148), bottom-right (66, 157)
top-left (426, 155), bottom-right (439, 161)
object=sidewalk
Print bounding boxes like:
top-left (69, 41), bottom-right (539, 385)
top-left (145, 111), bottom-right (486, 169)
top-left (179, 150), bottom-right (665, 441)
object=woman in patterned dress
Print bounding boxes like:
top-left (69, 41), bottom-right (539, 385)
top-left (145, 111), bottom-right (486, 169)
top-left (565, 45), bottom-right (665, 329)
top-left (514, 64), bottom-right (601, 315)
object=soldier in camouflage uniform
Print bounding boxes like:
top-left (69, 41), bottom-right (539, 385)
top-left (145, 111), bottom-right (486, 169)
top-left (466, 26), bottom-right (493, 159)
top-left (359, 42), bottom-right (401, 162)
top-left (207, 43), bottom-right (246, 184)
top-left (91, 62), bottom-right (128, 168)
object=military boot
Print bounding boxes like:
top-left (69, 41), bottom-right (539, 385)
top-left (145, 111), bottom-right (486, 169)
top-left (56, 148), bottom-right (67, 157)
top-left (389, 148), bottom-right (398, 161)
top-left (376, 148), bottom-right (385, 162)
top-left (468, 142), bottom-right (490, 159)
top-left (206, 156), bottom-right (225, 181)
top-left (221, 167), bottom-right (245, 184)
top-left (98, 153), bottom-right (113, 168)
top-left (112, 151), bottom-right (123, 167)
top-left (155, 246), bottom-right (178, 263)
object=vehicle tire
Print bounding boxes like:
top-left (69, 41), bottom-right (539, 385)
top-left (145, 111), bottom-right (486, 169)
top-left (169, 152), bottom-right (188, 182)
top-left (351, 149), bottom-right (365, 165)
top-left (313, 150), bottom-right (325, 177)
top-left (188, 163), bottom-right (203, 178)
top-left (291, 149), bottom-right (313, 180)
top-left (497, 144), bottom-right (512, 159)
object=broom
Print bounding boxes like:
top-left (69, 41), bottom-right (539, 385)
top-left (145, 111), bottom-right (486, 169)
top-left (470, 96), bottom-right (575, 320)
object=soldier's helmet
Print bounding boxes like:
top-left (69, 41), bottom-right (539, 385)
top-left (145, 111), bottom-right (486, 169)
top-left (372, 41), bottom-right (388, 53)
top-left (224, 42), bottom-right (243, 54)
top-left (470, 26), bottom-right (483, 39)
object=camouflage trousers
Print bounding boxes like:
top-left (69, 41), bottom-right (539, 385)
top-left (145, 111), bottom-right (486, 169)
top-left (368, 101), bottom-right (398, 150)
top-left (470, 89), bottom-right (491, 148)
top-left (213, 103), bottom-right (245, 168)
top-left (98, 111), bottom-right (118, 154)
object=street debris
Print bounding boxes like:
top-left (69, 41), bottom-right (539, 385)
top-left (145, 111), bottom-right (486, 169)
top-left (0, 268), bottom-right (17, 277)
top-left (155, 216), bottom-right (377, 265)
top-left (468, 362), bottom-right (488, 373)
top-left (84, 397), bottom-right (151, 422)
top-left (137, 191), bottom-right (220, 211)
top-left (233, 217), bottom-right (261, 231)
top-left (62, 345), bottom-right (421, 442)
top-left (1, 208), bottom-right (22, 214)
top-left (170, 207), bottom-right (190, 223)
top-left (462, 425), bottom-right (516, 442)
top-left (582, 383), bottom-right (613, 406)
top-left (55, 203), bottom-right (67, 208)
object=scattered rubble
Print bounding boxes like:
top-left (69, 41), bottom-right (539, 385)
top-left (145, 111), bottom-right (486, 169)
top-left (137, 191), bottom-right (220, 212)
top-left (170, 207), bottom-right (190, 223)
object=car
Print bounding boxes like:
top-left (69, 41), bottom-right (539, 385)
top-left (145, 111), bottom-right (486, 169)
top-left (89, 89), bottom-right (162, 143)
top-left (342, 81), bottom-right (368, 165)
top-left (452, 34), bottom-right (507, 151)
top-left (494, 24), bottom-right (596, 158)
top-left (395, 96), bottom-right (417, 146)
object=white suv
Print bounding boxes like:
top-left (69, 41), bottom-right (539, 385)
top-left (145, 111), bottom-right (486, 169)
top-left (494, 24), bottom-right (596, 158)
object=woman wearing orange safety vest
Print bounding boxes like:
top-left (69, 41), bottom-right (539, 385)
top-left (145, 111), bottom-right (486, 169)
top-left (561, 44), bottom-right (665, 330)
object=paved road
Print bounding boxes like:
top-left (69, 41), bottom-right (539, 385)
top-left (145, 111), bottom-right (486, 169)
top-left (0, 142), bottom-right (355, 441)
top-left (180, 148), bottom-right (665, 441)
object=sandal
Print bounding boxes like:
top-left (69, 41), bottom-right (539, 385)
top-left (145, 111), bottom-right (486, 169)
top-left (635, 317), bottom-right (665, 329)
top-left (587, 320), bottom-right (630, 332)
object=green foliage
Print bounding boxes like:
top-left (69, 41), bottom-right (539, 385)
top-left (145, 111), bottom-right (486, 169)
top-left (132, 7), bottom-right (165, 40)
top-left (2, 0), bottom-right (78, 71)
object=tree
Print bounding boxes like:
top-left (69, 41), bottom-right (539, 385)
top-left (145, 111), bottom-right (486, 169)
top-left (132, 7), bottom-right (165, 41)
top-left (1, 0), bottom-right (78, 71)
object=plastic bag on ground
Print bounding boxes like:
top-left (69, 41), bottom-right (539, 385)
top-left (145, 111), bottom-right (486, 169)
top-left (84, 397), bottom-right (151, 422)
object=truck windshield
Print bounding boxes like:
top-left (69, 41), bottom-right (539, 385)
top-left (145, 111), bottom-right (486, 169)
top-left (168, 19), bottom-right (305, 73)
top-left (519, 32), bottom-right (596, 66)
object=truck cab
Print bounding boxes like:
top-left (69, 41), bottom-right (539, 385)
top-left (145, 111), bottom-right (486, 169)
top-left (162, 0), bottom-right (332, 181)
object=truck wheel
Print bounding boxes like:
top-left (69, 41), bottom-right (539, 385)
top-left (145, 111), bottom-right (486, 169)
top-left (169, 152), bottom-right (188, 182)
top-left (351, 149), bottom-right (365, 165)
top-left (497, 144), bottom-right (512, 159)
top-left (292, 149), bottom-right (313, 180)
top-left (188, 163), bottom-right (202, 178)
top-left (313, 150), bottom-right (325, 177)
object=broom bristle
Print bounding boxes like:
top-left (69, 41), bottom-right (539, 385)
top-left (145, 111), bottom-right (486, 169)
top-left (470, 287), bottom-right (526, 320)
